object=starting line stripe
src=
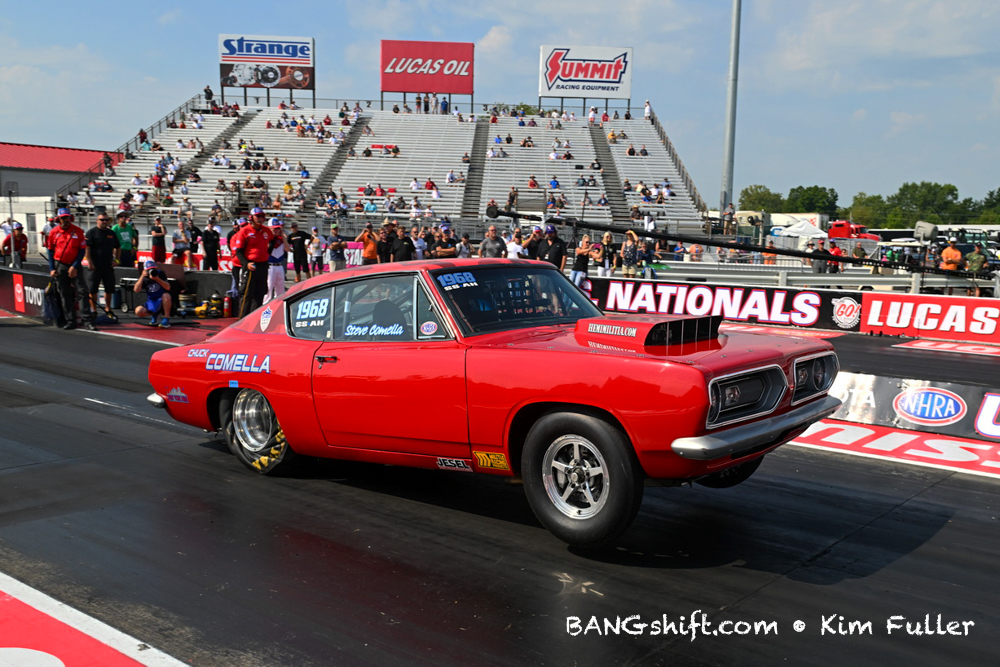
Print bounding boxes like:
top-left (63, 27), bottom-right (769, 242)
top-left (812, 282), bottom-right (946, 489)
top-left (0, 571), bottom-right (185, 666)
top-left (790, 419), bottom-right (1000, 480)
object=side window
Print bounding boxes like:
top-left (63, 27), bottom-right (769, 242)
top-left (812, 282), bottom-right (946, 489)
top-left (416, 282), bottom-right (448, 340)
top-left (287, 287), bottom-right (333, 340)
top-left (333, 275), bottom-right (415, 342)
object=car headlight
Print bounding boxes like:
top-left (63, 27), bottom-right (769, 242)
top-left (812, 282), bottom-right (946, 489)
top-left (792, 353), bottom-right (838, 404)
top-left (708, 382), bottom-right (721, 424)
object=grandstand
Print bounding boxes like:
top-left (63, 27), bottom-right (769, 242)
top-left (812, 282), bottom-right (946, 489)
top-left (54, 96), bottom-right (707, 246)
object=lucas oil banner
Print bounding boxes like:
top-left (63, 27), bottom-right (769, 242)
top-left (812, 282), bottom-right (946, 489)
top-left (380, 41), bottom-right (475, 95)
top-left (538, 45), bottom-right (633, 99)
top-left (219, 34), bottom-right (315, 90)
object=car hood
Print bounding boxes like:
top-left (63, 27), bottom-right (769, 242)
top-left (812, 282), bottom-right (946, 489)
top-left (467, 313), bottom-right (826, 369)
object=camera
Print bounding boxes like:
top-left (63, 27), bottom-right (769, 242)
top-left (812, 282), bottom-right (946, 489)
top-left (148, 268), bottom-right (159, 279)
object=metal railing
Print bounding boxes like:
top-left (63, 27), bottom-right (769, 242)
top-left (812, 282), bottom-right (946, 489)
top-left (649, 111), bottom-right (707, 213)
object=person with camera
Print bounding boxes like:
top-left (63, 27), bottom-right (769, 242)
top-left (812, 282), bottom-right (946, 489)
top-left (230, 207), bottom-right (274, 317)
top-left (134, 260), bottom-right (172, 328)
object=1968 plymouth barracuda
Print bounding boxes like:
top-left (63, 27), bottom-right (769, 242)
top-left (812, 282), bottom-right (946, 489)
top-left (148, 259), bottom-right (840, 547)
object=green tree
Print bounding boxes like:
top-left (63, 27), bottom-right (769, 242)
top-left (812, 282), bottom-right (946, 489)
top-left (848, 192), bottom-right (888, 227)
top-left (786, 185), bottom-right (838, 217)
top-left (738, 185), bottom-right (784, 212)
top-left (886, 181), bottom-right (960, 226)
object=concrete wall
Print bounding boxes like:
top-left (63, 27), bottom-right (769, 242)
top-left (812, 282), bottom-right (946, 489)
top-left (0, 167), bottom-right (81, 197)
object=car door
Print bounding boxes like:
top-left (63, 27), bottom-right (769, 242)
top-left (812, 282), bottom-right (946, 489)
top-left (311, 273), bottom-right (469, 458)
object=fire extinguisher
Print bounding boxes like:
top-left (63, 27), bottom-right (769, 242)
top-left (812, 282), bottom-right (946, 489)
top-left (223, 295), bottom-right (232, 318)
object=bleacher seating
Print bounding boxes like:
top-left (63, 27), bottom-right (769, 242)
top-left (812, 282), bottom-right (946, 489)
top-left (325, 110), bottom-right (476, 224)
top-left (604, 119), bottom-right (703, 232)
top-left (477, 117), bottom-right (613, 224)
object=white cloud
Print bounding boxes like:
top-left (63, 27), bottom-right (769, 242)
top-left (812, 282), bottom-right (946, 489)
top-left (852, 108), bottom-right (868, 122)
top-left (157, 9), bottom-right (181, 25)
top-left (478, 25), bottom-right (512, 53)
top-left (886, 110), bottom-right (928, 136)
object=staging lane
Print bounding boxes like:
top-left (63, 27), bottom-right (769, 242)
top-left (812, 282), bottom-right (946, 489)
top-left (0, 319), bottom-right (998, 666)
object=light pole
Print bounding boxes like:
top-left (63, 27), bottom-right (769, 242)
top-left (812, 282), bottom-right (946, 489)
top-left (720, 0), bottom-right (742, 215)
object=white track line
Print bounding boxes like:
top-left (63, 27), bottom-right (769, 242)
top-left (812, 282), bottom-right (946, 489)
top-left (0, 570), bottom-right (186, 666)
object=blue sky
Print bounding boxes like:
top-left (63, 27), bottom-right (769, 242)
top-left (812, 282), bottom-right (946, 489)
top-left (2, 1), bottom-right (998, 209)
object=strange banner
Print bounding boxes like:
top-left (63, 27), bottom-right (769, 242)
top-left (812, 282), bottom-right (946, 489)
top-left (380, 40), bottom-right (474, 95)
top-left (219, 34), bottom-right (315, 90)
top-left (583, 277), bottom-right (863, 332)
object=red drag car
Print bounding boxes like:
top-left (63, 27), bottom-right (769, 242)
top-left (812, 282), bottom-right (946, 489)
top-left (148, 259), bottom-right (841, 547)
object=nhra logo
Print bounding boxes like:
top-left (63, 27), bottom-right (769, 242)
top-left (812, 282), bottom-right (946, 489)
top-left (831, 297), bottom-right (861, 329)
top-left (893, 387), bottom-right (967, 426)
top-left (543, 48), bottom-right (628, 91)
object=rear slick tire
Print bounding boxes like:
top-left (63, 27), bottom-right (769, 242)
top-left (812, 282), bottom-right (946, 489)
top-left (221, 389), bottom-right (298, 475)
top-left (522, 411), bottom-right (644, 548)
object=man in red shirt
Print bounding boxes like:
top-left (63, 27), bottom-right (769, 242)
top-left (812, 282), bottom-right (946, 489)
top-left (46, 208), bottom-right (93, 329)
top-left (2, 222), bottom-right (28, 267)
top-left (231, 207), bottom-right (274, 317)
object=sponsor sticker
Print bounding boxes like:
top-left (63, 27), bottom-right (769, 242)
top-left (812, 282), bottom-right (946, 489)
top-left (420, 321), bottom-right (438, 335)
top-left (13, 274), bottom-right (24, 313)
top-left (893, 387), bottom-right (967, 426)
top-left (187, 348), bottom-right (210, 357)
top-left (229, 380), bottom-right (239, 388)
top-left (436, 457), bottom-right (473, 472)
top-left (260, 305), bottom-right (273, 331)
top-left (587, 322), bottom-right (637, 338)
top-left (165, 387), bottom-right (189, 403)
top-left (473, 451), bottom-right (510, 471)
top-left (831, 296), bottom-right (861, 329)
top-left (206, 353), bottom-right (271, 373)
top-left (344, 323), bottom-right (405, 336)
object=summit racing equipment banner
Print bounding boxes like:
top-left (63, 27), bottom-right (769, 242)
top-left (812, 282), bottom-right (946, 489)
top-left (539, 45), bottom-right (633, 98)
top-left (828, 371), bottom-right (1000, 443)
top-left (860, 292), bottom-right (1000, 345)
top-left (584, 277), bottom-right (861, 332)
top-left (380, 41), bottom-right (474, 95)
top-left (219, 34), bottom-right (315, 90)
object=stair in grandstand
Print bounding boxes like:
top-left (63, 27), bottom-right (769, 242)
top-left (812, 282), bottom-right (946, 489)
top-left (307, 116), bottom-right (371, 218)
top-left (184, 109), bottom-right (259, 176)
top-left (588, 125), bottom-right (631, 225)
top-left (459, 119), bottom-right (490, 219)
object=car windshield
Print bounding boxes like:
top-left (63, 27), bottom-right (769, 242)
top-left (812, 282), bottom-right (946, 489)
top-left (430, 265), bottom-right (602, 335)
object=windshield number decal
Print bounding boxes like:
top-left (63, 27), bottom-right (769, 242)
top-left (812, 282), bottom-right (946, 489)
top-left (437, 272), bottom-right (478, 291)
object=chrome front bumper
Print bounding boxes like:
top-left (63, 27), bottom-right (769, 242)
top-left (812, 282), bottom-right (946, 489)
top-left (147, 392), bottom-right (166, 409)
top-left (670, 395), bottom-right (841, 461)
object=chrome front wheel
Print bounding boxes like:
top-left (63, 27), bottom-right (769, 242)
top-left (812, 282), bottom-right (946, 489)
top-left (542, 435), bottom-right (609, 520)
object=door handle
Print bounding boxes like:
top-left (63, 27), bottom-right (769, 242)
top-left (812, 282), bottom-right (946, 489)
top-left (315, 355), bottom-right (338, 367)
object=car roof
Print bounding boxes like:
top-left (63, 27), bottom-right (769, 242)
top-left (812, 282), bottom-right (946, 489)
top-left (296, 258), bottom-right (555, 288)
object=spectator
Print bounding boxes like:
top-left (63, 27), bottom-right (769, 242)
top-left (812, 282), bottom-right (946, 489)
top-left (410, 226), bottom-right (427, 259)
top-left (506, 229), bottom-right (526, 259)
top-left (644, 100), bottom-right (652, 122)
top-left (461, 152), bottom-right (471, 164)
top-left (594, 232), bottom-right (618, 277)
top-left (639, 145), bottom-right (649, 156)
top-left (597, 193), bottom-right (609, 206)
top-left (307, 226), bottom-right (325, 274)
top-left (527, 175), bottom-right (539, 189)
top-left (150, 216), bottom-right (167, 263)
top-left (689, 242), bottom-right (704, 262)
top-left (852, 242), bottom-right (868, 260)
top-left (590, 159), bottom-right (601, 170)
top-left (812, 239), bottom-right (830, 273)
top-left (355, 222), bottom-right (378, 265)
top-left (620, 231), bottom-right (640, 277)
top-left (762, 241), bottom-right (777, 266)
top-left (2, 221), bottom-right (27, 265)
top-left (134, 261), bottom-right (172, 328)
top-left (570, 235), bottom-right (595, 286)
top-left (390, 225), bottom-right (416, 262)
top-left (549, 176), bottom-right (560, 189)
top-left (201, 218), bottom-right (221, 272)
top-left (536, 225), bottom-right (567, 270)
top-left (722, 203), bottom-right (735, 234)
top-left (456, 232), bottom-right (473, 258)
top-left (479, 225), bottom-right (507, 258)
top-left (626, 144), bottom-right (637, 156)
top-left (524, 226), bottom-right (544, 259)
top-left (828, 241), bottom-right (844, 273)
top-left (265, 219), bottom-right (288, 304)
top-left (940, 237), bottom-right (964, 271)
top-left (111, 211), bottom-right (138, 268)
top-left (428, 225), bottom-right (456, 258)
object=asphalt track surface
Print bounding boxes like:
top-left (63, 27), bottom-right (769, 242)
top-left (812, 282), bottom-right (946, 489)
top-left (0, 319), bottom-right (998, 666)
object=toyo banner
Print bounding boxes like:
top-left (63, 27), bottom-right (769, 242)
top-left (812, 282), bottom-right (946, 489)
top-left (583, 277), bottom-right (863, 332)
top-left (219, 34), bottom-right (315, 91)
top-left (539, 45), bottom-right (633, 99)
top-left (380, 40), bottom-right (474, 95)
